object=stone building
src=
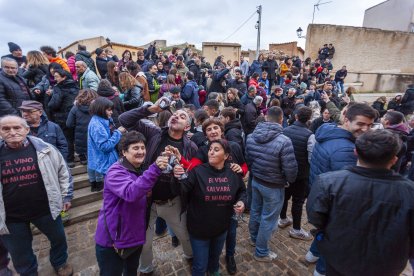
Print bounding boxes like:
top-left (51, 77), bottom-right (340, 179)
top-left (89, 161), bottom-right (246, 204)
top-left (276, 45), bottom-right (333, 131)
top-left (363, 0), bottom-right (414, 33)
top-left (269, 42), bottom-right (304, 60)
top-left (202, 42), bottom-right (241, 65)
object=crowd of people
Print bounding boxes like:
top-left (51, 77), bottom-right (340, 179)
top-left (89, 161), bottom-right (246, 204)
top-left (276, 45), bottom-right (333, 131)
top-left (0, 40), bottom-right (413, 276)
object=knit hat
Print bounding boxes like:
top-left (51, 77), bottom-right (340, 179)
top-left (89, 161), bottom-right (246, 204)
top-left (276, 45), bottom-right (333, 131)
top-left (95, 48), bottom-right (104, 56)
top-left (8, 42), bottom-right (21, 52)
top-left (97, 79), bottom-right (115, 97)
top-left (300, 82), bottom-right (308, 90)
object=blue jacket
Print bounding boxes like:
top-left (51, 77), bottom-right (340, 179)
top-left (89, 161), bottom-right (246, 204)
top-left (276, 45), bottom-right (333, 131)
top-left (245, 122), bottom-right (297, 188)
top-left (31, 115), bottom-right (68, 161)
top-left (181, 80), bottom-right (200, 109)
top-left (87, 115), bottom-right (122, 174)
top-left (309, 123), bottom-right (356, 186)
top-left (66, 104), bottom-right (92, 155)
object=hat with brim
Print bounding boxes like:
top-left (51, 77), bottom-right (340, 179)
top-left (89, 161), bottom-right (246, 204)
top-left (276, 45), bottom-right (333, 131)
top-left (18, 100), bottom-right (43, 111)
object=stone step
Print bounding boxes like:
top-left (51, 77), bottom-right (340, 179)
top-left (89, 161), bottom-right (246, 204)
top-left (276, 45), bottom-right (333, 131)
top-left (73, 174), bottom-right (90, 190)
top-left (70, 164), bottom-right (87, 176)
top-left (72, 187), bottom-right (103, 208)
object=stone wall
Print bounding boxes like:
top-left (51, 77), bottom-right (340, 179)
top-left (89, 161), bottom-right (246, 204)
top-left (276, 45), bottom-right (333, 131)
top-left (269, 42), bottom-right (304, 60)
top-left (202, 44), bottom-right (241, 65)
top-left (345, 72), bottom-right (414, 93)
top-left (304, 24), bottom-right (414, 73)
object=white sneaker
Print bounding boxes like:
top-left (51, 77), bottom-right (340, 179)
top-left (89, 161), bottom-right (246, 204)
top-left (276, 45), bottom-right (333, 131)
top-left (313, 269), bottom-right (325, 276)
top-left (289, 228), bottom-right (313, 241)
top-left (278, 217), bottom-right (293, 228)
top-left (305, 250), bottom-right (319, 263)
top-left (254, 250), bottom-right (278, 262)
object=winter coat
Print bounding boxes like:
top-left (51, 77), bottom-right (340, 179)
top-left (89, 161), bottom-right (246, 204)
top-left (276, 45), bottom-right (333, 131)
top-left (95, 159), bottom-right (161, 249)
top-left (371, 100), bottom-right (387, 117)
top-left (262, 59), bottom-right (278, 80)
top-left (75, 51), bottom-right (97, 73)
top-left (181, 80), bottom-right (200, 109)
top-left (224, 119), bottom-right (244, 151)
top-left (32, 75), bottom-right (52, 115)
top-left (47, 79), bottom-right (79, 127)
top-left (0, 71), bottom-right (32, 116)
top-left (79, 68), bottom-right (100, 91)
top-left (227, 99), bottom-right (245, 117)
top-left (96, 86), bottom-right (125, 127)
top-left (309, 117), bottom-right (334, 133)
top-left (307, 166), bottom-right (414, 276)
top-left (242, 102), bottom-right (260, 136)
top-left (48, 57), bottom-right (70, 72)
top-left (283, 121), bottom-right (313, 179)
top-left (397, 88), bottom-right (414, 115)
top-left (123, 84), bottom-right (143, 111)
top-left (31, 115), bottom-right (68, 160)
top-left (240, 60), bottom-right (249, 76)
top-left (135, 74), bottom-right (150, 102)
top-left (334, 69), bottom-right (347, 83)
top-left (281, 96), bottom-right (295, 118)
top-left (248, 60), bottom-right (262, 76)
top-left (309, 123), bottom-right (356, 186)
top-left (187, 60), bottom-right (201, 84)
top-left (228, 79), bottom-right (247, 97)
top-left (118, 106), bottom-right (198, 165)
top-left (96, 56), bottom-right (108, 78)
top-left (66, 104), bottom-right (92, 155)
top-left (0, 136), bottom-right (73, 234)
top-left (208, 68), bottom-right (229, 94)
top-left (245, 122), bottom-right (297, 188)
top-left (22, 64), bottom-right (48, 88)
top-left (87, 115), bottom-right (122, 174)
top-left (67, 56), bottom-right (77, 80)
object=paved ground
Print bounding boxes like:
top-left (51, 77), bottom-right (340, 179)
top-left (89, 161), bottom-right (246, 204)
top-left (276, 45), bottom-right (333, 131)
top-left (10, 209), bottom-right (412, 276)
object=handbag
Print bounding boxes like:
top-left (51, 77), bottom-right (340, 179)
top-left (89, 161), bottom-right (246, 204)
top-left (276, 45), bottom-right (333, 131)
top-left (102, 207), bottom-right (141, 259)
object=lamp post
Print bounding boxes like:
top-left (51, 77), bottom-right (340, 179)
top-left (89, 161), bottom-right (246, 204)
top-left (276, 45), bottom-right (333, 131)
top-left (296, 27), bottom-right (306, 39)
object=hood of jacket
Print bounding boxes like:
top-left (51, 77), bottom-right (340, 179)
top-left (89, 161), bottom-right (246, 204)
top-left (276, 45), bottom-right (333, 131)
top-left (77, 104), bottom-right (90, 114)
top-left (315, 123), bottom-right (355, 144)
top-left (386, 123), bottom-right (409, 136)
top-left (77, 50), bottom-right (91, 58)
top-left (251, 122), bottom-right (283, 144)
top-left (225, 118), bottom-right (242, 132)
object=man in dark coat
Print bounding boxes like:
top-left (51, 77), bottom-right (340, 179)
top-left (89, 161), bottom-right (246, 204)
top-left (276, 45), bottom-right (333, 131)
top-left (279, 107), bottom-right (313, 240)
top-left (228, 69), bottom-right (247, 97)
top-left (95, 48), bottom-right (108, 78)
top-left (220, 107), bottom-right (244, 150)
top-left (208, 67), bottom-right (229, 94)
top-left (19, 100), bottom-right (68, 160)
top-left (75, 45), bottom-right (96, 74)
top-left (1, 42), bottom-right (27, 67)
top-left (397, 85), bottom-right (414, 115)
top-left (242, 96), bottom-right (262, 136)
top-left (306, 103), bottom-right (377, 276)
top-left (307, 130), bottom-right (414, 276)
top-left (262, 54), bottom-right (278, 90)
top-left (0, 58), bottom-right (32, 116)
top-left (181, 71), bottom-right (200, 109)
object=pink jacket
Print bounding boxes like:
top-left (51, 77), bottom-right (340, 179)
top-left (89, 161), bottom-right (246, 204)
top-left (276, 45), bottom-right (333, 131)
top-left (67, 56), bottom-right (77, 80)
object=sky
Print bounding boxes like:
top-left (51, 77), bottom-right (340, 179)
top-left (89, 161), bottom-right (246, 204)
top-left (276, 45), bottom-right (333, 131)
top-left (0, 0), bottom-right (383, 55)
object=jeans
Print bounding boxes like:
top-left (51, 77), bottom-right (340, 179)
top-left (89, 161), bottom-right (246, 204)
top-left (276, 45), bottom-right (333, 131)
top-left (336, 82), bottom-right (344, 95)
top-left (88, 168), bottom-right (103, 182)
top-left (96, 244), bottom-right (143, 276)
top-left (0, 214), bottom-right (68, 276)
top-left (310, 239), bottom-right (326, 274)
top-left (225, 217), bottom-right (238, 257)
top-left (190, 231), bottom-right (227, 276)
top-left (249, 178), bottom-right (284, 257)
top-left (280, 178), bottom-right (308, 230)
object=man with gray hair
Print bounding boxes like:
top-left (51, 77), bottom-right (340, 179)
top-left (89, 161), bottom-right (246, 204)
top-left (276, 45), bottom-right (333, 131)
top-left (0, 115), bottom-right (73, 276)
top-left (0, 58), bottom-right (32, 116)
top-left (75, 60), bottom-right (100, 91)
top-left (242, 95), bottom-right (263, 136)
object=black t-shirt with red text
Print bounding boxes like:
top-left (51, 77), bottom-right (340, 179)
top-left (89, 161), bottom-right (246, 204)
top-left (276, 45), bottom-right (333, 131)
top-left (181, 163), bottom-right (246, 240)
top-left (0, 142), bottom-right (50, 222)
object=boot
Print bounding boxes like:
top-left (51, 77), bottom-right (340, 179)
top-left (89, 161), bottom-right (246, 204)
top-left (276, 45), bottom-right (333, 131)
top-left (96, 181), bottom-right (104, 192)
top-left (90, 181), bottom-right (97, 192)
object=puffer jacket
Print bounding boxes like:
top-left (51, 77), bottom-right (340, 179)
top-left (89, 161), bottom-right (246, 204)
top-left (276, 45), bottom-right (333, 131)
top-left (87, 115), bottom-right (122, 174)
top-left (0, 71), bottom-right (32, 116)
top-left (309, 123), bottom-right (356, 186)
top-left (79, 68), bottom-right (100, 91)
top-left (48, 79), bottom-right (79, 127)
top-left (283, 121), bottom-right (313, 179)
top-left (96, 56), bottom-right (108, 78)
top-left (181, 80), bottom-right (200, 109)
top-left (22, 64), bottom-right (48, 88)
top-left (95, 159), bottom-right (161, 249)
top-left (397, 88), bottom-right (414, 115)
top-left (66, 104), bottom-right (92, 155)
top-left (224, 118), bottom-right (244, 147)
top-left (32, 114), bottom-right (68, 160)
top-left (245, 122), bottom-right (297, 188)
top-left (123, 84), bottom-right (143, 111)
top-left (67, 56), bottom-right (77, 80)
top-left (0, 136), bottom-right (73, 234)
top-left (307, 166), bottom-right (414, 276)
top-left (75, 50), bottom-right (97, 73)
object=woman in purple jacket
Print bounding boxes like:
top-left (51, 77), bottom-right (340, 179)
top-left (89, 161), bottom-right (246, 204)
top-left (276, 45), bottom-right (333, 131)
top-left (95, 131), bottom-right (168, 276)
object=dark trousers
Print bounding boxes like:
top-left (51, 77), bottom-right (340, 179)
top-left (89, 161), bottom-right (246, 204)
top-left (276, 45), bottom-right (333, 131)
top-left (96, 244), bottom-right (143, 276)
top-left (225, 217), bottom-right (238, 257)
top-left (0, 240), bottom-right (9, 270)
top-left (62, 126), bottom-right (75, 162)
top-left (280, 178), bottom-right (307, 230)
top-left (0, 214), bottom-right (68, 276)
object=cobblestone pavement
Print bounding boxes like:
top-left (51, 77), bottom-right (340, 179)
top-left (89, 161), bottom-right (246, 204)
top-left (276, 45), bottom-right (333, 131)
top-left (11, 212), bottom-right (413, 276)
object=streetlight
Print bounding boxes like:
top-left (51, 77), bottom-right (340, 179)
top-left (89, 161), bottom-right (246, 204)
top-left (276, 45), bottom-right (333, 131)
top-left (296, 27), bottom-right (306, 39)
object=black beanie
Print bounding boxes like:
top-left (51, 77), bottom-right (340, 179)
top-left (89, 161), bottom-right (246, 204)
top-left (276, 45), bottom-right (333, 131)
top-left (8, 42), bottom-right (21, 52)
top-left (95, 48), bottom-right (104, 56)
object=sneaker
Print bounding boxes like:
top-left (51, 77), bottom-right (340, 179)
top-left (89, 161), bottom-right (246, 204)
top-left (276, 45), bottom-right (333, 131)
top-left (313, 269), bottom-right (325, 276)
top-left (305, 251), bottom-right (319, 263)
top-left (56, 263), bottom-right (73, 276)
top-left (289, 228), bottom-right (313, 241)
top-left (171, 236), bottom-right (180, 247)
top-left (60, 211), bottom-right (70, 224)
top-left (225, 255), bottom-right (237, 275)
top-left (278, 217), bottom-right (293, 228)
top-left (253, 251), bottom-right (278, 262)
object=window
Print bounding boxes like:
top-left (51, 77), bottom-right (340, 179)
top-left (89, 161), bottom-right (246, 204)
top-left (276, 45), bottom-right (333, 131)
top-left (214, 46), bottom-right (217, 51)
top-left (132, 51), bottom-right (136, 56)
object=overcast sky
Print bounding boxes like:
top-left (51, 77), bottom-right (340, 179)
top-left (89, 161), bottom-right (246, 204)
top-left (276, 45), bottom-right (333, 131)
top-left (0, 0), bottom-right (382, 55)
